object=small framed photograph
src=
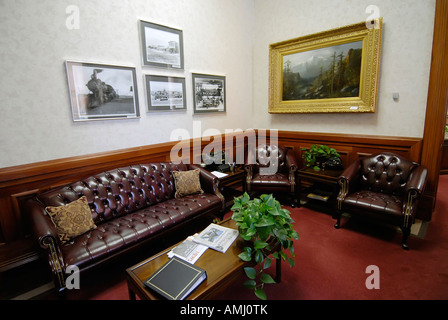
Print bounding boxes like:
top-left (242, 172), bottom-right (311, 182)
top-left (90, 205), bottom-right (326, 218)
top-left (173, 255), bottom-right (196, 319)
top-left (192, 73), bottom-right (226, 114)
top-left (65, 61), bottom-right (140, 121)
top-left (140, 20), bottom-right (184, 69)
top-left (145, 75), bottom-right (186, 112)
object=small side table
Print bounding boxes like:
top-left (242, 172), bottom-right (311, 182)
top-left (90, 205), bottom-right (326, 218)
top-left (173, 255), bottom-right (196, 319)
top-left (208, 168), bottom-right (245, 212)
top-left (297, 167), bottom-right (343, 212)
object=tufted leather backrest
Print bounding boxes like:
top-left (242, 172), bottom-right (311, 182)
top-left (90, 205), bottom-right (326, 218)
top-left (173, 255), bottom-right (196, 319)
top-left (360, 153), bottom-right (418, 196)
top-left (255, 145), bottom-right (287, 174)
top-left (37, 163), bottom-right (188, 224)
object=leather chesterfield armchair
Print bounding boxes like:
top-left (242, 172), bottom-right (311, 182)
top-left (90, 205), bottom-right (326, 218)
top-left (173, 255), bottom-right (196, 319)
top-left (335, 152), bottom-right (427, 249)
top-left (244, 145), bottom-right (299, 207)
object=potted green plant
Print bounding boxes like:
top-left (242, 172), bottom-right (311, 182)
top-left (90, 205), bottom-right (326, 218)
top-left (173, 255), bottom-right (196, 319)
top-left (302, 144), bottom-right (341, 170)
top-left (231, 192), bottom-right (299, 300)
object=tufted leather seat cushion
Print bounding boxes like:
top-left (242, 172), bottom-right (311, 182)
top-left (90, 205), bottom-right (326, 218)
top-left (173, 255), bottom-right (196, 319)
top-left (250, 173), bottom-right (290, 186)
top-left (342, 190), bottom-right (403, 221)
top-left (61, 194), bottom-right (222, 268)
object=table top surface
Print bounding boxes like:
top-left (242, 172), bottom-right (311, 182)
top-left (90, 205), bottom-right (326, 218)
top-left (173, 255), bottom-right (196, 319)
top-left (126, 219), bottom-right (249, 300)
top-left (298, 166), bottom-right (343, 180)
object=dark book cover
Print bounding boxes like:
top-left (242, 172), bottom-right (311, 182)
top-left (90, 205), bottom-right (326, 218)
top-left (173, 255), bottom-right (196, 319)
top-left (144, 256), bottom-right (207, 300)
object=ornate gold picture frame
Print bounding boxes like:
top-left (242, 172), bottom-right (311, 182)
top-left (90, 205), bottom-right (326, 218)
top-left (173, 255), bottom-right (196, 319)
top-left (269, 19), bottom-right (382, 114)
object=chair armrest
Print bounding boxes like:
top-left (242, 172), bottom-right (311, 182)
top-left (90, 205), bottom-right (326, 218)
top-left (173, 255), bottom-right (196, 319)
top-left (338, 159), bottom-right (362, 190)
top-left (339, 159), bottom-right (361, 181)
top-left (406, 165), bottom-right (428, 196)
top-left (402, 165), bottom-right (428, 229)
top-left (285, 150), bottom-right (299, 170)
top-left (244, 164), bottom-right (254, 176)
top-left (336, 159), bottom-right (361, 210)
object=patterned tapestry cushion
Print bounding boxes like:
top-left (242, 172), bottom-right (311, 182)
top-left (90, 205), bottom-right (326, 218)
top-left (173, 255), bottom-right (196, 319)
top-left (172, 169), bottom-right (204, 199)
top-left (45, 196), bottom-right (97, 244)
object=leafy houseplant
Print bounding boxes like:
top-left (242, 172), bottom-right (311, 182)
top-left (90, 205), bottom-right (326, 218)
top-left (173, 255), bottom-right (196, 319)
top-left (302, 144), bottom-right (341, 171)
top-left (231, 192), bottom-right (299, 300)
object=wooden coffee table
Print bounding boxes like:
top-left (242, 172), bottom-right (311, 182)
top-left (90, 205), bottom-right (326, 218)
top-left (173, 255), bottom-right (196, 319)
top-left (125, 218), bottom-right (281, 300)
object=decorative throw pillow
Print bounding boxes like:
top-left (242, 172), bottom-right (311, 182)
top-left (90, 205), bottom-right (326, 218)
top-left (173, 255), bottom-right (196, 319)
top-left (172, 169), bottom-right (204, 199)
top-left (45, 196), bottom-right (97, 244)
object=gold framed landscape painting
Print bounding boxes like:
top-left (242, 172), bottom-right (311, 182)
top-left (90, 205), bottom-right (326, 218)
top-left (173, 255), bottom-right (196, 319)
top-left (269, 19), bottom-right (382, 113)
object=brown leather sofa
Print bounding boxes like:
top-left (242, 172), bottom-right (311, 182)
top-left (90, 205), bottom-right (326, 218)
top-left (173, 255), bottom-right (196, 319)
top-left (25, 162), bottom-right (224, 291)
top-left (335, 152), bottom-right (427, 249)
top-left (244, 145), bottom-right (299, 207)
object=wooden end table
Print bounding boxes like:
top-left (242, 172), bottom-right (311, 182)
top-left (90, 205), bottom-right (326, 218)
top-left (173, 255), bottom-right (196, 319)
top-left (297, 167), bottom-right (343, 211)
top-left (125, 218), bottom-right (281, 300)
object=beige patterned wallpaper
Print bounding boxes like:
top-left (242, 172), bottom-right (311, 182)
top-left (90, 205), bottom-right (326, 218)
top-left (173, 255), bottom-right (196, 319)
top-left (0, 0), bottom-right (254, 168)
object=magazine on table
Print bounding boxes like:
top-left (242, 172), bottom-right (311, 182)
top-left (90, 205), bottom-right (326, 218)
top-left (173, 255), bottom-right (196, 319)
top-left (167, 237), bottom-right (208, 264)
top-left (192, 223), bottom-right (239, 253)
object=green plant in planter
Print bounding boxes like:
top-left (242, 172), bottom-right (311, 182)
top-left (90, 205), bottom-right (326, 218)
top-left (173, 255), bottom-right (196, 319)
top-left (302, 144), bottom-right (341, 171)
top-left (231, 192), bottom-right (299, 300)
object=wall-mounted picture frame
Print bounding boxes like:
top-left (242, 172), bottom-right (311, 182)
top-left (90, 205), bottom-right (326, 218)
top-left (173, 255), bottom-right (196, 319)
top-left (192, 73), bottom-right (226, 114)
top-left (145, 75), bottom-right (186, 112)
top-left (140, 20), bottom-right (184, 69)
top-left (269, 19), bottom-right (382, 114)
top-left (65, 61), bottom-right (140, 121)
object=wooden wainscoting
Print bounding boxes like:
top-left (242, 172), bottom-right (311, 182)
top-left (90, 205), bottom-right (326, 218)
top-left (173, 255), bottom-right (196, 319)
top-left (264, 130), bottom-right (428, 219)
top-left (0, 131), bottom-right (255, 245)
top-left (272, 130), bottom-right (422, 165)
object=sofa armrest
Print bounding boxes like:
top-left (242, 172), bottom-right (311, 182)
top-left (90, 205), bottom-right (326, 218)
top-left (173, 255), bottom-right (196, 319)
top-left (24, 198), bottom-right (68, 290)
top-left (187, 164), bottom-right (225, 209)
top-left (24, 198), bottom-right (60, 249)
top-left (187, 164), bottom-right (216, 193)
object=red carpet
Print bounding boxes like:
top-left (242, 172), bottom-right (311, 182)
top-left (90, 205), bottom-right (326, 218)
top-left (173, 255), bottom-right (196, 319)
top-left (59, 175), bottom-right (448, 300)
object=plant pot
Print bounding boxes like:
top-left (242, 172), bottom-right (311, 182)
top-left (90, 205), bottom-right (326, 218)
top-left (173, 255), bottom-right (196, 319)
top-left (315, 156), bottom-right (327, 169)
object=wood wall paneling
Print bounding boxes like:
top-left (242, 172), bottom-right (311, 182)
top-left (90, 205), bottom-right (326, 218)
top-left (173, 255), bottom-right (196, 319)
top-left (420, 0), bottom-right (448, 217)
top-left (440, 139), bottom-right (448, 174)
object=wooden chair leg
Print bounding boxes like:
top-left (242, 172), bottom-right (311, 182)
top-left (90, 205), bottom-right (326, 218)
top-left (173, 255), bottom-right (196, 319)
top-left (289, 193), bottom-right (299, 208)
top-left (334, 212), bottom-right (341, 229)
top-left (401, 226), bottom-right (411, 250)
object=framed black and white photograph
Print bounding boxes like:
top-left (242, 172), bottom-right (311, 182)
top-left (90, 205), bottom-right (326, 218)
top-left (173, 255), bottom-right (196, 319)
top-left (65, 61), bottom-right (140, 121)
top-left (192, 73), bottom-right (226, 114)
top-left (145, 75), bottom-right (186, 112)
top-left (140, 20), bottom-right (184, 69)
